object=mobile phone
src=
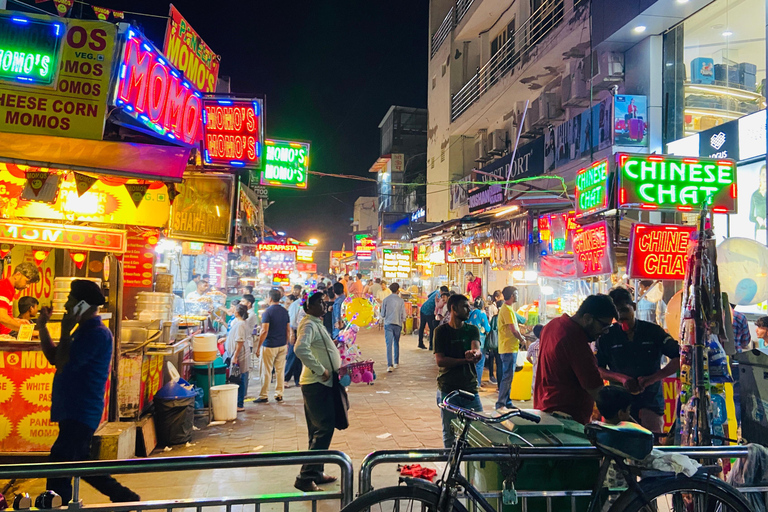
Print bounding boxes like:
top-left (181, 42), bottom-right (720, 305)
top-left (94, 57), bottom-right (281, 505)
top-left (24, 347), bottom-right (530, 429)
top-left (71, 300), bottom-right (90, 318)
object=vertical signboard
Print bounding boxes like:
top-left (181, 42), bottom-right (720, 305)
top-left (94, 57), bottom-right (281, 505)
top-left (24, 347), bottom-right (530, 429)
top-left (627, 223), bottom-right (695, 280)
top-left (491, 217), bottom-right (527, 269)
top-left (123, 227), bottom-right (159, 288)
top-left (163, 4), bottom-right (219, 93)
top-left (572, 220), bottom-right (613, 277)
top-left (614, 95), bottom-right (648, 147)
top-left (201, 98), bottom-right (264, 169)
top-left (574, 159), bottom-right (609, 218)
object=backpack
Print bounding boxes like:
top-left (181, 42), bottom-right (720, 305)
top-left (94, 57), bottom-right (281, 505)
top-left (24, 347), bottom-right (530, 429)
top-left (486, 314), bottom-right (499, 351)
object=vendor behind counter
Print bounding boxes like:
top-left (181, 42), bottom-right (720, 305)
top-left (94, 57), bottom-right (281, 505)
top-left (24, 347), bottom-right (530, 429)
top-left (0, 262), bottom-right (41, 335)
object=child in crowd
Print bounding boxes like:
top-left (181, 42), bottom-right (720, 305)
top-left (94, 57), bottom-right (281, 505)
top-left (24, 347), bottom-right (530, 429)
top-left (17, 296), bottom-right (39, 322)
top-left (526, 324), bottom-right (543, 396)
top-left (595, 386), bottom-right (634, 512)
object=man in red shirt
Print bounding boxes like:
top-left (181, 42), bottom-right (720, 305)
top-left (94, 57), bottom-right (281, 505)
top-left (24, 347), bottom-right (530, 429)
top-left (465, 272), bottom-right (482, 301)
top-left (0, 262), bottom-right (40, 335)
top-left (533, 294), bottom-right (617, 424)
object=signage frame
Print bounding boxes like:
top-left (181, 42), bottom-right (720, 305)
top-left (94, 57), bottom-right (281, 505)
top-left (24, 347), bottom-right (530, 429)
top-left (574, 158), bottom-right (610, 218)
top-left (616, 153), bottom-right (737, 213)
top-left (0, 219), bottom-right (126, 252)
top-left (167, 173), bottom-right (237, 245)
top-left (627, 223), bottom-right (696, 280)
top-left (202, 97), bottom-right (264, 170)
top-left (261, 139), bottom-right (310, 189)
top-left (0, 13), bottom-right (64, 86)
top-left (571, 219), bottom-right (614, 278)
top-left (162, 4), bottom-right (219, 93)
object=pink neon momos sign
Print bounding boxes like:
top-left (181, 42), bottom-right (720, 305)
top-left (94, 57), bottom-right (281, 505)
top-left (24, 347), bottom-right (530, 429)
top-left (113, 30), bottom-right (203, 145)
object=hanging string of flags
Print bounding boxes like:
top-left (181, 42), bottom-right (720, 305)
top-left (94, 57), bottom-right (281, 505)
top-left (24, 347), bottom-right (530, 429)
top-left (33, 0), bottom-right (127, 19)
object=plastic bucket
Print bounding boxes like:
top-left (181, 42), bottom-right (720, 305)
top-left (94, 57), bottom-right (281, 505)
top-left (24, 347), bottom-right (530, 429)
top-left (210, 384), bottom-right (239, 421)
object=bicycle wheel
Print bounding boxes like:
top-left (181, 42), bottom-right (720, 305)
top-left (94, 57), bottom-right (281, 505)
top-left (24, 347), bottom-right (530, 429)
top-left (609, 474), bottom-right (753, 512)
top-left (341, 485), bottom-right (469, 512)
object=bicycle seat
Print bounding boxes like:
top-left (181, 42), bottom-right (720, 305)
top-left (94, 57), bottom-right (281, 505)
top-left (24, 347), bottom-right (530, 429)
top-left (585, 422), bottom-right (654, 461)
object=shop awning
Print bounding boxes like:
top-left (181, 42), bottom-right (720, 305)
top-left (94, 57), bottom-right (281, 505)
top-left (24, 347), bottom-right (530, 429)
top-left (0, 132), bottom-right (191, 182)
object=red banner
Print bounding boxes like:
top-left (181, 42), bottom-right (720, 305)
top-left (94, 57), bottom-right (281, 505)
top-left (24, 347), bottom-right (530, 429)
top-left (572, 220), bottom-right (614, 277)
top-left (163, 4), bottom-right (220, 93)
top-left (628, 223), bottom-right (695, 281)
top-left (123, 227), bottom-right (159, 288)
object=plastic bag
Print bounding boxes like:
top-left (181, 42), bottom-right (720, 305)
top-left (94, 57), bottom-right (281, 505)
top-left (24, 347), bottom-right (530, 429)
top-left (708, 336), bottom-right (733, 383)
top-left (167, 361), bottom-right (181, 383)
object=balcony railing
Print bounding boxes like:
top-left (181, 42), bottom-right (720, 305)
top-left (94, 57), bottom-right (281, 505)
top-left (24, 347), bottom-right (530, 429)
top-left (430, 0), bottom-right (475, 59)
top-left (450, 0), bottom-right (567, 121)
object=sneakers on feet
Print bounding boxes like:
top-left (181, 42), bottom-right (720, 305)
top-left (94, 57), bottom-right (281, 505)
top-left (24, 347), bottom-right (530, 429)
top-left (387, 366), bottom-right (393, 372)
top-left (275, 396), bottom-right (283, 402)
top-left (255, 398), bottom-right (268, 403)
top-left (393, 364), bottom-right (399, 369)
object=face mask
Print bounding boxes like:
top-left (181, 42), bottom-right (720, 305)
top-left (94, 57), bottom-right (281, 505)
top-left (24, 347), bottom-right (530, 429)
top-left (620, 321), bottom-right (630, 332)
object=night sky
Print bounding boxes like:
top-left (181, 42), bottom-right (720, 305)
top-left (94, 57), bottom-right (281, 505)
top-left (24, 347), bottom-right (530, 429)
top-left (12, 0), bottom-right (428, 271)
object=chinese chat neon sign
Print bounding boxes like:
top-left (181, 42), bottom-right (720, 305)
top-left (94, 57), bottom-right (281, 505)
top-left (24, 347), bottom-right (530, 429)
top-left (261, 139), bottom-right (310, 189)
top-left (202, 98), bottom-right (264, 169)
top-left (572, 220), bottom-right (613, 277)
top-left (617, 153), bottom-right (737, 213)
top-left (575, 159), bottom-right (609, 218)
top-left (113, 30), bottom-right (203, 145)
top-left (628, 223), bottom-right (695, 280)
top-left (0, 15), bottom-right (63, 85)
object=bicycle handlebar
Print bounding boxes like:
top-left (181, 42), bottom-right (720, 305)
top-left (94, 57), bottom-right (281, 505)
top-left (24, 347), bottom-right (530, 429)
top-left (440, 390), bottom-right (541, 424)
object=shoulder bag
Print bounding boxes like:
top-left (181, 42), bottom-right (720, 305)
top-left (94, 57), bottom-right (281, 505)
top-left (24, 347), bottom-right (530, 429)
top-left (486, 314), bottom-right (499, 351)
top-left (322, 328), bottom-right (350, 430)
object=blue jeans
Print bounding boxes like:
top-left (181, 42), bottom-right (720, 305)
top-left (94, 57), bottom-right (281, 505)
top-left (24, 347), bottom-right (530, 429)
top-left (437, 390), bottom-right (483, 448)
top-left (237, 372), bottom-right (249, 408)
top-left (384, 324), bottom-right (401, 367)
top-left (475, 351), bottom-right (486, 389)
top-left (496, 352), bottom-right (518, 409)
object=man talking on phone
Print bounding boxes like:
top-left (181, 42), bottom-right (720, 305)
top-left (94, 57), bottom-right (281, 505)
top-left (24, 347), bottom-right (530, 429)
top-left (37, 280), bottom-right (139, 505)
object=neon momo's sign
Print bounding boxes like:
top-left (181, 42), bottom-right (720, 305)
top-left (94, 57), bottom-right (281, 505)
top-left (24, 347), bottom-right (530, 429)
top-left (113, 30), bottom-right (203, 145)
top-left (257, 243), bottom-right (297, 252)
top-left (261, 139), bottom-right (310, 189)
top-left (0, 15), bottom-right (63, 85)
top-left (572, 220), bottom-right (613, 277)
top-left (575, 159), bottom-right (609, 218)
top-left (628, 223), bottom-right (695, 280)
top-left (617, 153), bottom-right (737, 213)
top-left (0, 219), bottom-right (126, 252)
top-left (202, 98), bottom-right (264, 169)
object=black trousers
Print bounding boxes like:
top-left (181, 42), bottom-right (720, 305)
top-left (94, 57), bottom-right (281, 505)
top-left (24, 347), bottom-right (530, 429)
top-left (284, 330), bottom-right (303, 384)
top-left (48, 420), bottom-right (139, 504)
top-left (297, 383), bottom-right (335, 482)
top-left (418, 313), bottom-right (436, 348)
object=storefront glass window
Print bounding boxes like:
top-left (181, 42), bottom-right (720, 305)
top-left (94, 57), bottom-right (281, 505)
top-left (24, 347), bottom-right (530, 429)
top-left (664, 0), bottom-right (767, 141)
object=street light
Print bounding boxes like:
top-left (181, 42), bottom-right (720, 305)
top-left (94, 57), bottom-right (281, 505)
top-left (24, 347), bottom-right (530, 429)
top-left (308, 238), bottom-right (319, 245)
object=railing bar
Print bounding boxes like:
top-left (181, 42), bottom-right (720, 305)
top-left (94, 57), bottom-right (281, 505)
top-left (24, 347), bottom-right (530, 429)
top-left (255, 504), bottom-right (260, 512)
top-left (286, 500), bottom-right (292, 512)
top-left (546, 496), bottom-right (552, 512)
top-left (571, 495), bottom-right (576, 512)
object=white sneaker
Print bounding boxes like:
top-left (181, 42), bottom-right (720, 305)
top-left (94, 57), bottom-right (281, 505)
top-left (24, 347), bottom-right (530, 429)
top-left (393, 364), bottom-right (399, 369)
top-left (387, 366), bottom-right (394, 372)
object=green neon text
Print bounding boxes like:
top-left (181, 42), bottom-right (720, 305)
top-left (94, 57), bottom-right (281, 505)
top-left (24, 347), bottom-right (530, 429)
top-left (0, 49), bottom-right (51, 77)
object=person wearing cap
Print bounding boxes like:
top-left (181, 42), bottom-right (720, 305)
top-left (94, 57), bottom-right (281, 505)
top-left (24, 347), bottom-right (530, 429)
top-left (0, 262), bottom-right (40, 335)
top-left (37, 280), bottom-right (139, 505)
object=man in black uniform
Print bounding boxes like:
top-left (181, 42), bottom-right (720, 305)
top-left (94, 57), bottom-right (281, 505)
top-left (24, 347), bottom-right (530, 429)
top-left (596, 287), bottom-right (680, 433)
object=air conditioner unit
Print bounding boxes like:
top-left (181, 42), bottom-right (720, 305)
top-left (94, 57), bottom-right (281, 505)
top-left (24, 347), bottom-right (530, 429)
top-left (531, 96), bottom-right (549, 127)
top-left (544, 88), bottom-right (564, 119)
top-left (587, 51), bottom-right (624, 90)
top-left (488, 129), bottom-right (506, 156)
top-left (474, 129), bottom-right (489, 163)
top-left (562, 72), bottom-right (589, 107)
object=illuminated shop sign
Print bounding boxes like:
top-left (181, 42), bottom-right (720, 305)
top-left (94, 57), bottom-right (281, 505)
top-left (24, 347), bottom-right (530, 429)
top-left (575, 159), bottom-right (609, 218)
top-left (0, 15), bottom-right (63, 85)
top-left (354, 233), bottom-right (376, 261)
top-left (113, 30), bottom-right (203, 145)
top-left (163, 5), bottom-right (219, 93)
top-left (296, 248), bottom-right (313, 262)
top-left (261, 139), bottom-right (309, 189)
top-left (572, 220), bottom-right (613, 277)
top-left (628, 223), bottom-right (695, 280)
top-left (382, 249), bottom-right (412, 279)
top-left (0, 219), bottom-right (126, 252)
top-left (202, 98), bottom-right (264, 169)
top-left (617, 153), bottom-right (737, 213)
top-left (257, 243), bottom-right (297, 252)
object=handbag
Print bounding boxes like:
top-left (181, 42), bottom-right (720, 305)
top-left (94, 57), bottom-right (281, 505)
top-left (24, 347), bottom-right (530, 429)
top-left (228, 362), bottom-right (241, 384)
top-left (486, 315), bottom-right (499, 351)
top-left (322, 333), bottom-right (350, 430)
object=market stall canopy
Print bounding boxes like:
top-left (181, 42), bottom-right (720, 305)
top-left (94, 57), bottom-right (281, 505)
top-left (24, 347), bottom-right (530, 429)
top-left (0, 133), bottom-right (191, 182)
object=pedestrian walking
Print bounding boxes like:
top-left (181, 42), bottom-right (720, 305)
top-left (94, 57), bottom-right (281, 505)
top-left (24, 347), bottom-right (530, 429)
top-left (467, 298), bottom-right (491, 388)
top-left (332, 282), bottom-right (346, 338)
top-left (417, 286), bottom-right (447, 350)
top-left (226, 304), bottom-right (251, 411)
top-left (37, 280), bottom-right (139, 505)
top-left (293, 291), bottom-right (342, 492)
top-left (285, 294), bottom-right (304, 387)
top-left (434, 294), bottom-right (483, 447)
top-left (348, 273), bottom-right (364, 297)
top-left (381, 282), bottom-right (406, 372)
top-left (323, 288), bottom-right (335, 335)
top-left (255, 289), bottom-right (291, 403)
top-left (496, 286), bottom-right (525, 410)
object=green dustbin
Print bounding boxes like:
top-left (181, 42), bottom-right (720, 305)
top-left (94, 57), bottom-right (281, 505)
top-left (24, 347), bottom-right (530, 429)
top-left (453, 412), bottom-right (599, 512)
top-left (193, 356), bottom-right (227, 405)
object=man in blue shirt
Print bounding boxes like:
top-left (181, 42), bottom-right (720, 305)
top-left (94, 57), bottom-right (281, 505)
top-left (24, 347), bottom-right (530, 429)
top-left (418, 285), bottom-right (449, 350)
top-left (256, 288), bottom-right (291, 403)
top-left (38, 280), bottom-right (139, 505)
top-left (332, 282), bottom-right (346, 338)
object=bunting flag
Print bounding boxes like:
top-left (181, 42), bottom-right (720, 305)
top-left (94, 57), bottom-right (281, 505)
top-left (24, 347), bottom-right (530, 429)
top-left (0, 244), bottom-right (11, 259)
top-left (52, 0), bottom-right (73, 16)
top-left (92, 6), bottom-right (111, 20)
top-left (124, 183), bottom-right (150, 208)
top-left (112, 10), bottom-right (125, 19)
top-left (33, 249), bottom-right (50, 266)
top-left (166, 182), bottom-right (180, 204)
top-left (73, 172), bottom-right (98, 197)
top-left (25, 171), bottom-right (49, 197)
top-left (69, 251), bottom-right (87, 269)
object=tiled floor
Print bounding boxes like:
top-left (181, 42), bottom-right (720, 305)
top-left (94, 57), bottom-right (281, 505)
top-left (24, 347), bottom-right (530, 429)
top-left (5, 328), bottom-right (523, 509)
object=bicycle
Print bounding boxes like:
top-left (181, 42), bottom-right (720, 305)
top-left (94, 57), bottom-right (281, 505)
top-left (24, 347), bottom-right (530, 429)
top-left (341, 390), bottom-right (753, 512)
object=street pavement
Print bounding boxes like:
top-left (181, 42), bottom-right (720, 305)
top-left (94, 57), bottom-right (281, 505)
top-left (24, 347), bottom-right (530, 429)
top-left (5, 327), bottom-right (525, 509)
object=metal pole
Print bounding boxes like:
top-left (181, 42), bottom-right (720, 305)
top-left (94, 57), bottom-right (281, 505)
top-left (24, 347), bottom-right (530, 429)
top-left (258, 198), bottom-right (265, 243)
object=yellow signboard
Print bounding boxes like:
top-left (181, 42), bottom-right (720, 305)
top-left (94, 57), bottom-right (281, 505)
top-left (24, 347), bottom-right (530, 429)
top-left (0, 14), bottom-right (117, 140)
top-left (0, 164), bottom-right (170, 227)
top-left (168, 173), bottom-right (236, 244)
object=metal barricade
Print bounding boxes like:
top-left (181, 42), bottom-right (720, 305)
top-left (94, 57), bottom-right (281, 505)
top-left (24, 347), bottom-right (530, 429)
top-left (0, 450), bottom-right (354, 511)
top-left (358, 446), bottom-right (766, 511)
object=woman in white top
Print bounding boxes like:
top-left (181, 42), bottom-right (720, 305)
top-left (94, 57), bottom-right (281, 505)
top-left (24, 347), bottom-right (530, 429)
top-left (293, 291), bottom-right (343, 492)
top-left (225, 304), bottom-right (250, 412)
